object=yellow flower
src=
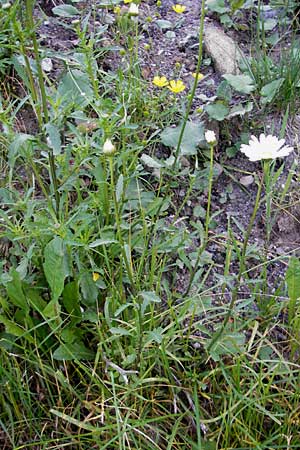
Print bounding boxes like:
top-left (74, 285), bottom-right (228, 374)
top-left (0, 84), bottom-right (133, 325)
top-left (93, 272), bottom-right (100, 282)
top-left (168, 79), bottom-right (186, 93)
top-left (124, 0), bottom-right (132, 3)
top-left (153, 75), bottom-right (169, 87)
top-left (172, 4), bottom-right (186, 13)
top-left (192, 72), bottom-right (204, 81)
top-left (114, 6), bottom-right (121, 14)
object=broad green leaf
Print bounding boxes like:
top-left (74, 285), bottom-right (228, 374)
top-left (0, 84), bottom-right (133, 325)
top-left (53, 341), bottom-right (95, 360)
top-left (206, 0), bottom-right (229, 13)
top-left (206, 331), bottom-right (245, 361)
top-left (155, 19), bottom-right (173, 30)
top-left (62, 281), bottom-right (81, 320)
top-left (160, 121), bottom-right (204, 155)
top-left (80, 272), bottom-right (98, 305)
top-left (227, 101), bottom-right (253, 118)
top-left (260, 78), bottom-right (284, 105)
top-left (6, 269), bottom-right (28, 311)
top-left (205, 103), bottom-right (229, 121)
top-left (57, 70), bottom-right (93, 108)
top-left (43, 237), bottom-right (69, 302)
top-left (139, 291), bottom-right (161, 315)
top-left (0, 314), bottom-right (34, 343)
top-left (140, 154), bottom-right (163, 169)
top-left (52, 4), bottom-right (80, 17)
top-left (223, 74), bottom-right (255, 94)
top-left (45, 123), bottom-right (61, 155)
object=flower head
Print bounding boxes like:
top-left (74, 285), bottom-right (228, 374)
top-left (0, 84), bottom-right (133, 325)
top-left (168, 79), bottom-right (186, 93)
top-left (153, 75), bottom-right (169, 87)
top-left (114, 6), bottom-right (121, 14)
top-left (128, 2), bottom-right (139, 15)
top-left (192, 72), bottom-right (204, 81)
top-left (93, 272), bottom-right (100, 282)
top-left (205, 130), bottom-right (217, 145)
top-left (103, 138), bottom-right (116, 156)
top-left (172, 4), bottom-right (186, 13)
top-left (240, 133), bottom-right (293, 162)
top-left (124, 0), bottom-right (132, 3)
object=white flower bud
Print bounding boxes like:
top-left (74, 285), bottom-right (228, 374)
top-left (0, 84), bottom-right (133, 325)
top-left (205, 130), bottom-right (217, 145)
top-left (128, 3), bottom-right (139, 15)
top-left (103, 138), bottom-right (116, 155)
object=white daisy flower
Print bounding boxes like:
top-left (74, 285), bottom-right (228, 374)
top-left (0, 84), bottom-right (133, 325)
top-left (240, 133), bottom-right (293, 161)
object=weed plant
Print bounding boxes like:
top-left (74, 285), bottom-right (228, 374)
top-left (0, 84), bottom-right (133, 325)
top-left (0, 1), bottom-right (300, 449)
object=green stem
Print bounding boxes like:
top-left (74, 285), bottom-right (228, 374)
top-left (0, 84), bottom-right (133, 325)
top-left (172, 0), bottom-right (206, 168)
top-left (183, 143), bottom-right (215, 297)
top-left (206, 170), bottom-right (264, 354)
top-left (25, 0), bottom-right (60, 217)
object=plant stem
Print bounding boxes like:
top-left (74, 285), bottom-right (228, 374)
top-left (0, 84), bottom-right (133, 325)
top-left (183, 142), bottom-right (215, 297)
top-left (172, 0), bottom-right (206, 168)
top-left (206, 170), bottom-right (264, 354)
top-left (25, 0), bottom-right (60, 217)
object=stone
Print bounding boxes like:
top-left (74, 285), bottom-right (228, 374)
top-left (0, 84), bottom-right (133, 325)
top-left (203, 24), bottom-right (240, 75)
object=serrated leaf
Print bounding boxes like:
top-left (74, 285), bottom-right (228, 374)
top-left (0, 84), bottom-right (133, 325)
top-left (160, 121), bottom-right (204, 155)
top-left (43, 237), bottom-right (69, 302)
top-left (205, 103), bottom-right (229, 121)
top-left (53, 341), bottom-right (95, 360)
top-left (223, 74), bottom-right (255, 94)
top-left (52, 4), bottom-right (80, 17)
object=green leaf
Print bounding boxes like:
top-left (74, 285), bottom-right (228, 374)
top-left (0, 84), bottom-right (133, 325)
top-left (62, 281), bottom-right (81, 320)
top-left (205, 103), bottom-right (229, 121)
top-left (89, 238), bottom-right (118, 248)
top-left (116, 174), bottom-right (124, 203)
top-left (52, 4), bottom-right (80, 17)
top-left (260, 78), bottom-right (284, 105)
top-left (0, 314), bottom-right (34, 343)
top-left (223, 74), bottom-right (255, 94)
top-left (286, 257), bottom-right (300, 324)
top-left (140, 154), bottom-right (163, 169)
top-left (160, 121), bottom-right (204, 155)
top-left (139, 291), bottom-right (161, 315)
top-left (45, 124), bottom-right (61, 156)
top-left (156, 19), bottom-right (173, 30)
top-left (207, 332), bottom-right (245, 361)
top-left (227, 101), bottom-right (253, 118)
top-left (57, 70), bottom-right (93, 108)
top-left (206, 0), bottom-right (229, 13)
top-left (6, 269), bottom-right (28, 311)
top-left (53, 341), bottom-right (95, 360)
top-left (79, 272), bottom-right (98, 306)
top-left (43, 237), bottom-right (69, 302)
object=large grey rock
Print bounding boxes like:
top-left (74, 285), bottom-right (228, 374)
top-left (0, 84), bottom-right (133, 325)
top-left (203, 24), bottom-right (240, 75)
